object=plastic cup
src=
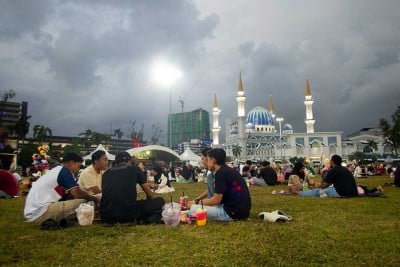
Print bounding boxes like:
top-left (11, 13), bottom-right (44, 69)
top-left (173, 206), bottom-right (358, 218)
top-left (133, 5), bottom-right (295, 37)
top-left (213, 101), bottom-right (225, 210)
top-left (179, 196), bottom-right (188, 208)
top-left (196, 209), bottom-right (207, 226)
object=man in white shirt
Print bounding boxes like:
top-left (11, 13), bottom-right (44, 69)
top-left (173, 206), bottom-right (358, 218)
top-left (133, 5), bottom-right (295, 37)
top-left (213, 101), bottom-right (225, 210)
top-left (24, 152), bottom-right (99, 230)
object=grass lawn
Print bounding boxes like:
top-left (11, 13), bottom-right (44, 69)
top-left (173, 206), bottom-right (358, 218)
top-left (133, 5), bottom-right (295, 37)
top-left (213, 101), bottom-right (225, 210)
top-left (1, 175), bottom-right (399, 266)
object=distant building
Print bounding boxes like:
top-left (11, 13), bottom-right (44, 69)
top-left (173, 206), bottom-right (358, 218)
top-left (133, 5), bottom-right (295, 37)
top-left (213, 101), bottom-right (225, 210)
top-left (222, 73), bottom-right (342, 163)
top-left (0, 101), bottom-right (27, 135)
top-left (342, 127), bottom-right (397, 161)
top-left (168, 108), bottom-right (211, 149)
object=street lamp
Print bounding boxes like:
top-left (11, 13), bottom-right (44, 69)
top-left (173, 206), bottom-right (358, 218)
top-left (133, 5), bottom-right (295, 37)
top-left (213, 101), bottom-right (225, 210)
top-left (276, 117), bottom-right (284, 159)
top-left (151, 60), bottom-right (182, 148)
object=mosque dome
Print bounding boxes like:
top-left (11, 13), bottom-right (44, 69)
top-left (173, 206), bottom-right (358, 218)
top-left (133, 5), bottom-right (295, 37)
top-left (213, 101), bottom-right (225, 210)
top-left (246, 107), bottom-right (274, 126)
top-left (283, 123), bottom-right (293, 131)
top-left (245, 122), bottom-right (255, 130)
top-left (229, 128), bottom-right (238, 135)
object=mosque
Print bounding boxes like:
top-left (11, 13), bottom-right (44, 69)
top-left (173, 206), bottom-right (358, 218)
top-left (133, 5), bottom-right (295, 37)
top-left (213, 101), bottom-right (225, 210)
top-left (211, 73), bottom-right (343, 164)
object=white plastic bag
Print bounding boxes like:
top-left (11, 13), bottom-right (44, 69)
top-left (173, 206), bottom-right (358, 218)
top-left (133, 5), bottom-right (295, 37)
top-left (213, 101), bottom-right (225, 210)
top-left (75, 202), bottom-right (94, 226)
top-left (161, 202), bottom-right (181, 227)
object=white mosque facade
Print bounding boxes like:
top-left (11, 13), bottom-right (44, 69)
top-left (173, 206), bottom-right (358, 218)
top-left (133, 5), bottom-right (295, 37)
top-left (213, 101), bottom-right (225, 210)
top-left (214, 74), bottom-right (343, 164)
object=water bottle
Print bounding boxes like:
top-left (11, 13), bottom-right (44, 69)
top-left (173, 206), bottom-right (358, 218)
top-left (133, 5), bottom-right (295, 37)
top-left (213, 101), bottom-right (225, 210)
top-left (302, 179), bottom-right (308, 191)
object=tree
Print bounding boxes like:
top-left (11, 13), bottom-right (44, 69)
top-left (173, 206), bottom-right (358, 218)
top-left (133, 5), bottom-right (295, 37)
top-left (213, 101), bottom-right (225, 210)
top-left (33, 125), bottom-right (52, 143)
top-left (12, 115), bottom-right (31, 147)
top-left (363, 140), bottom-right (378, 153)
top-left (18, 144), bottom-right (38, 173)
top-left (113, 128), bottom-right (123, 151)
top-left (232, 145), bottom-right (242, 158)
top-left (79, 129), bottom-right (95, 151)
top-left (380, 105), bottom-right (400, 156)
top-left (349, 151), bottom-right (365, 163)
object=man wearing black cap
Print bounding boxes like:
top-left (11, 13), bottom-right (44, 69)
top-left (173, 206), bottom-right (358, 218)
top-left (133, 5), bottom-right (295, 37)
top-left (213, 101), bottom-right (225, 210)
top-left (100, 152), bottom-right (165, 225)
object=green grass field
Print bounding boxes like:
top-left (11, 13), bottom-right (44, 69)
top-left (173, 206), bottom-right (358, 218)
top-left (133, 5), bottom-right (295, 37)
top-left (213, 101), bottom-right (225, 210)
top-left (1, 175), bottom-right (399, 266)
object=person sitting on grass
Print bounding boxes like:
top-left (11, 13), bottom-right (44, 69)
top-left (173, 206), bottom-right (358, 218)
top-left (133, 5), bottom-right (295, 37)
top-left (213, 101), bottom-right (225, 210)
top-left (78, 150), bottom-right (109, 196)
top-left (251, 160), bottom-right (278, 186)
top-left (0, 162), bottom-right (19, 198)
top-left (24, 152), bottom-right (100, 230)
top-left (100, 152), bottom-right (165, 225)
top-left (192, 148), bottom-right (215, 203)
top-left (186, 148), bottom-right (251, 221)
top-left (295, 155), bottom-right (358, 197)
top-left (287, 161), bottom-right (316, 194)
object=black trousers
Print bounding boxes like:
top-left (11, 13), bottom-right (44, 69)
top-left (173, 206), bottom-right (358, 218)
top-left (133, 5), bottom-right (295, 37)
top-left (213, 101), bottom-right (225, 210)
top-left (136, 197), bottom-right (165, 224)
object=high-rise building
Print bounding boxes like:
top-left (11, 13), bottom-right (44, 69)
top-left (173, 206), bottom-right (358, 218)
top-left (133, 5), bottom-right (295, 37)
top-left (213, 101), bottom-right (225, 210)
top-left (168, 108), bottom-right (211, 149)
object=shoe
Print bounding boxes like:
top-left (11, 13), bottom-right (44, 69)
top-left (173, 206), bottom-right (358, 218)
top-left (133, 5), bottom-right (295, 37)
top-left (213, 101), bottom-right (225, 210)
top-left (270, 210), bottom-right (293, 221)
top-left (58, 219), bottom-right (78, 229)
top-left (40, 219), bottom-right (61, 230)
top-left (258, 212), bottom-right (289, 223)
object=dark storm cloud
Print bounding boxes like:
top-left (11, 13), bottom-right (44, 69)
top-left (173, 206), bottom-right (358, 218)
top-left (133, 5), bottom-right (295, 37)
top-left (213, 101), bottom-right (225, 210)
top-left (0, 0), bottom-right (399, 144)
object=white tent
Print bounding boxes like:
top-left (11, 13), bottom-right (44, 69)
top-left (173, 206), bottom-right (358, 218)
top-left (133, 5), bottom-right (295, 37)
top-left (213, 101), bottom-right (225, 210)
top-left (83, 144), bottom-right (115, 161)
top-left (180, 147), bottom-right (201, 166)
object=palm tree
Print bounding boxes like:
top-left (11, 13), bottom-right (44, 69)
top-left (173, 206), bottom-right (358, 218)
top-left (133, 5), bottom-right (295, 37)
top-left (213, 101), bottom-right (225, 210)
top-left (364, 140), bottom-right (378, 153)
top-left (232, 145), bottom-right (242, 158)
top-left (11, 115), bottom-right (31, 152)
top-left (33, 125), bottom-right (52, 143)
top-left (380, 105), bottom-right (400, 156)
top-left (79, 129), bottom-right (95, 151)
top-left (113, 128), bottom-right (123, 151)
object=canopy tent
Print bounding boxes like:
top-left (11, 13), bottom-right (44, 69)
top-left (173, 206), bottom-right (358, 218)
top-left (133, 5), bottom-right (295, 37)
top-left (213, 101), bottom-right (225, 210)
top-left (180, 147), bottom-right (201, 166)
top-left (83, 144), bottom-right (115, 161)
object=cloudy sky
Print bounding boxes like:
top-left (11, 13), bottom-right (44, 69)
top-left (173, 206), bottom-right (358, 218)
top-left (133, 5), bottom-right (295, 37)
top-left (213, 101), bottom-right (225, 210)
top-left (1, 0), bottom-right (399, 144)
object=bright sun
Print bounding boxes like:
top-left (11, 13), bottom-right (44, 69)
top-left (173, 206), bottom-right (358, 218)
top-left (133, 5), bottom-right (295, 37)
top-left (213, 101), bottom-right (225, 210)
top-left (151, 60), bottom-right (182, 87)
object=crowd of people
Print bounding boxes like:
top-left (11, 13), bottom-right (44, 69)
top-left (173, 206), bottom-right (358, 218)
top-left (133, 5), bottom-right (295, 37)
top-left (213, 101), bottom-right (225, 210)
top-left (1, 147), bottom-right (399, 230)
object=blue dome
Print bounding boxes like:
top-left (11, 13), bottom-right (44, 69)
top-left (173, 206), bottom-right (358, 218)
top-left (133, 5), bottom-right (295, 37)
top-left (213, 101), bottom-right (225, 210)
top-left (246, 107), bottom-right (274, 126)
top-left (283, 123), bottom-right (293, 131)
top-left (245, 122), bottom-right (255, 129)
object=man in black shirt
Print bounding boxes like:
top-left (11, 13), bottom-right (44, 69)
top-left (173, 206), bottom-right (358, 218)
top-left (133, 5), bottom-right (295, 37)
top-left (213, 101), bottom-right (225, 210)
top-left (299, 155), bottom-right (358, 197)
top-left (252, 161), bottom-right (278, 186)
top-left (100, 152), bottom-right (165, 224)
top-left (187, 148), bottom-right (251, 221)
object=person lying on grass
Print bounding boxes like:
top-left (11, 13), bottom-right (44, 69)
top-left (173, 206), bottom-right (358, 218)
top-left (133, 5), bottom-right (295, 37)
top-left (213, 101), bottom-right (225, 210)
top-left (186, 148), bottom-right (251, 221)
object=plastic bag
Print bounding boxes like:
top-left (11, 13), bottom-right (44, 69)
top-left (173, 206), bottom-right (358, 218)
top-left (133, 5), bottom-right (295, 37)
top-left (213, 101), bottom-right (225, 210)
top-left (161, 202), bottom-right (181, 227)
top-left (75, 202), bottom-right (94, 226)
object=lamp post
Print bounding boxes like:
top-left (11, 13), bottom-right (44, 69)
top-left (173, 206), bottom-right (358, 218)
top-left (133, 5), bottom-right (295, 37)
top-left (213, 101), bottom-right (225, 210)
top-left (151, 60), bottom-right (182, 149)
top-left (276, 117), bottom-right (284, 160)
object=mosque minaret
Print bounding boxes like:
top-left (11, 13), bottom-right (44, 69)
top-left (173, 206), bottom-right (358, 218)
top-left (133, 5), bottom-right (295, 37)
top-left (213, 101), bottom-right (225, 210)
top-left (236, 72), bottom-right (247, 157)
top-left (269, 94), bottom-right (275, 119)
top-left (304, 79), bottom-right (315, 134)
top-left (212, 93), bottom-right (221, 146)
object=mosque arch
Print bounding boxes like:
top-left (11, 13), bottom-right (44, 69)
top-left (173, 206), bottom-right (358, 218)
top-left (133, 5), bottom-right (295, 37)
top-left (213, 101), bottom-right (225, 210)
top-left (296, 144), bottom-right (304, 156)
top-left (310, 140), bottom-right (324, 158)
top-left (329, 144), bottom-right (337, 155)
top-left (126, 145), bottom-right (181, 160)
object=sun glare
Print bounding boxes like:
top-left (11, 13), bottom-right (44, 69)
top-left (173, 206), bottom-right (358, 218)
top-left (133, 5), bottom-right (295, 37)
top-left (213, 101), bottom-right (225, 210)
top-left (151, 60), bottom-right (182, 87)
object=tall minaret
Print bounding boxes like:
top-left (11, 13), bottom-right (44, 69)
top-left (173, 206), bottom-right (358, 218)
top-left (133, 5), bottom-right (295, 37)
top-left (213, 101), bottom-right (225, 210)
top-left (304, 79), bottom-right (315, 133)
top-left (212, 93), bottom-right (221, 145)
top-left (269, 94), bottom-right (275, 119)
top-left (236, 72), bottom-right (247, 157)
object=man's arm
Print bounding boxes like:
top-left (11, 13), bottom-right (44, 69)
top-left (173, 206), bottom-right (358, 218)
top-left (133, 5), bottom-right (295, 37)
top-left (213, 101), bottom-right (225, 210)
top-left (195, 190), bottom-right (208, 201)
top-left (86, 186), bottom-right (101, 195)
top-left (140, 183), bottom-right (154, 199)
top-left (187, 193), bottom-right (223, 208)
top-left (319, 181), bottom-right (331, 189)
top-left (69, 187), bottom-right (100, 204)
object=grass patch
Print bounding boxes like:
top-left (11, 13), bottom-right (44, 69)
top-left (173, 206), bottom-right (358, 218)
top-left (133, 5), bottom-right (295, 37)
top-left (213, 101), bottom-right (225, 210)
top-left (1, 175), bottom-right (399, 266)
